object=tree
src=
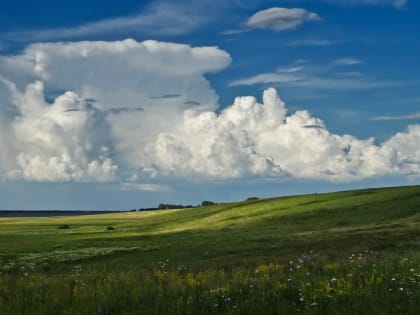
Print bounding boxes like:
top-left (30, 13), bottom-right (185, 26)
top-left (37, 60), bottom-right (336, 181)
top-left (201, 200), bottom-right (216, 207)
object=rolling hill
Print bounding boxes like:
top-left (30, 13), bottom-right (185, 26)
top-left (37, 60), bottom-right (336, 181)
top-left (1, 185), bottom-right (419, 314)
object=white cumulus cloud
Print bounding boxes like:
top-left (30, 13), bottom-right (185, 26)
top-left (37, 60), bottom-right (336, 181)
top-left (0, 39), bottom-right (419, 184)
top-left (0, 77), bottom-right (117, 182)
top-left (0, 39), bottom-right (231, 182)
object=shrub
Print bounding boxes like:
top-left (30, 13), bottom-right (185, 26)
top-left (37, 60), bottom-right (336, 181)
top-left (57, 224), bottom-right (70, 229)
top-left (106, 226), bottom-right (115, 231)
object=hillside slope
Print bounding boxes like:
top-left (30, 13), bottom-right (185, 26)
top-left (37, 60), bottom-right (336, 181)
top-left (1, 185), bottom-right (420, 314)
top-left (1, 185), bottom-right (419, 266)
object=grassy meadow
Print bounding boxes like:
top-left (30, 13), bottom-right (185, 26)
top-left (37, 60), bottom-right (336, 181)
top-left (1, 185), bottom-right (420, 314)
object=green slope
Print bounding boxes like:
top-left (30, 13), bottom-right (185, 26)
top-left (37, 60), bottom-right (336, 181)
top-left (1, 185), bottom-right (419, 266)
top-left (1, 185), bottom-right (420, 314)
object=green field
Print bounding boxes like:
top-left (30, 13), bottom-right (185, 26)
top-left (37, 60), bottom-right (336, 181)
top-left (1, 185), bottom-right (420, 314)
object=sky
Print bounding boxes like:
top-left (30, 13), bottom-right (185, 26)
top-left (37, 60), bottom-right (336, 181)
top-left (0, 0), bottom-right (419, 210)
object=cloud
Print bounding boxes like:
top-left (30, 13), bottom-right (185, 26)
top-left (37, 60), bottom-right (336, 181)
top-left (277, 66), bottom-right (305, 73)
top-left (246, 8), bottom-right (321, 31)
top-left (0, 39), bottom-right (231, 182)
top-left (335, 71), bottom-right (364, 77)
top-left (139, 88), bottom-right (419, 181)
top-left (220, 29), bottom-right (252, 35)
top-left (229, 59), bottom-right (397, 90)
top-left (325, 0), bottom-right (407, 7)
top-left (0, 0), bottom-right (224, 43)
top-left (288, 39), bottom-right (342, 46)
top-left (120, 183), bottom-right (170, 192)
top-left (0, 78), bottom-right (117, 182)
top-left (228, 72), bottom-right (397, 90)
top-left (372, 112), bottom-right (420, 121)
top-left (332, 58), bottom-right (362, 66)
top-left (0, 39), bottom-right (419, 183)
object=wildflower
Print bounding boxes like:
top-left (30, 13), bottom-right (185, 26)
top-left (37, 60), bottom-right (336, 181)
top-left (399, 287), bottom-right (404, 291)
top-left (299, 297), bottom-right (304, 302)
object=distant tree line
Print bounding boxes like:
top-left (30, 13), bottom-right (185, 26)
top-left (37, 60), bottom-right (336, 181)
top-left (158, 204), bottom-right (194, 210)
top-left (129, 197), bottom-right (259, 212)
top-left (130, 200), bottom-right (220, 212)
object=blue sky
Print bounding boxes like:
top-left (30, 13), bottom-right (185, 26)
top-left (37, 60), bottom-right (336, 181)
top-left (0, 0), bottom-right (419, 210)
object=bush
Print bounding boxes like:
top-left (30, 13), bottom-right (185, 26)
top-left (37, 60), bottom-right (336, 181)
top-left (106, 226), bottom-right (115, 231)
top-left (246, 197), bottom-right (259, 201)
top-left (57, 224), bottom-right (70, 229)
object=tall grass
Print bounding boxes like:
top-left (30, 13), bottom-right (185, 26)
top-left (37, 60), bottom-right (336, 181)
top-left (1, 251), bottom-right (419, 314)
